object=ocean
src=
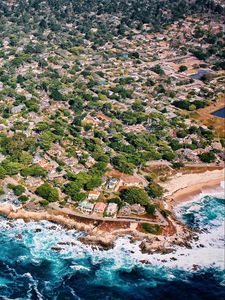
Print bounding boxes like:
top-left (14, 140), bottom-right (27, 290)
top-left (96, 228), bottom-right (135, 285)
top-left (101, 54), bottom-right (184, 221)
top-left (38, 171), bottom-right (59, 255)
top-left (0, 192), bottom-right (224, 300)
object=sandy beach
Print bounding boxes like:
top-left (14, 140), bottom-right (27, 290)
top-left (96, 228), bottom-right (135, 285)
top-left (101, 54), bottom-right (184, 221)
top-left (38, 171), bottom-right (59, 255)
top-left (161, 169), bottom-right (225, 207)
top-left (0, 169), bottom-right (223, 252)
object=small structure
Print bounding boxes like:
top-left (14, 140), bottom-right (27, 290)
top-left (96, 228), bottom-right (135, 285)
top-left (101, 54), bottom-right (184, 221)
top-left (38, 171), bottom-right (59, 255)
top-left (24, 202), bottom-right (43, 212)
top-left (78, 200), bottom-right (94, 214)
top-left (94, 202), bottom-right (107, 214)
top-left (105, 203), bottom-right (118, 216)
top-left (88, 190), bottom-right (101, 200)
top-left (107, 177), bottom-right (120, 190)
top-left (85, 156), bottom-right (96, 168)
top-left (119, 204), bottom-right (131, 216)
top-left (11, 104), bottom-right (25, 114)
top-left (130, 204), bottom-right (146, 215)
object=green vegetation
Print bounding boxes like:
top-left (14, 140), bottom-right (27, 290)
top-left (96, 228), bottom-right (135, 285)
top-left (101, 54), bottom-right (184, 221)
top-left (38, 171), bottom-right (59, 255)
top-left (21, 165), bottom-right (48, 178)
top-left (0, 0), bottom-right (222, 220)
top-left (7, 184), bottom-right (26, 196)
top-left (120, 187), bottom-right (149, 205)
top-left (142, 223), bottom-right (161, 235)
top-left (147, 183), bottom-right (164, 199)
top-left (36, 183), bottom-right (59, 202)
top-left (199, 151), bottom-right (216, 163)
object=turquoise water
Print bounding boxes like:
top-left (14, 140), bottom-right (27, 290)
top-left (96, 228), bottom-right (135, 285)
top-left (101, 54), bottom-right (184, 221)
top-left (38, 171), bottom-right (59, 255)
top-left (0, 193), bottom-right (224, 299)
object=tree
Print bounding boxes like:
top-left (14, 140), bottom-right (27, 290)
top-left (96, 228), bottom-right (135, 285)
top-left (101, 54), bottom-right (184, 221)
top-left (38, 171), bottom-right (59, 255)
top-left (21, 165), bottom-right (47, 177)
top-left (84, 176), bottom-right (102, 190)
top-left (64, 181), bottom-right (81, 198)
top-left (172, 162), bottom-right (184, 169)
top-left (0, 166), bottom-right (6, 179)
top-left (36, 183), bottom-right (59, 202)
top-left (18, 195), bottom-right (29, 203)
top-left (147, 182), bottom-right (164, 198)
top-left (120, 187), bottom-right (149, 205)
top-left (162, 151), bottom-right (176, 161)
top-left (112, 155), bottom-right (134, 175)
top-left (19, 151), bottom-right (33, 166)
top-left (178, 65), bottom-right (188, 72)
top-left (145, 203), bottom-right (156, 215)
top-left (198, 151), bottom-right (216, 163)
top-left (11, 185), bottom-right (26, 196)
top-left (150, 64), bottom-right (165, 76)
top-left (2, 161), bottom-right (23, 175)
top-left (39, 131), bottom-right (58, 150)
top-left (50, 88), bottom-right (64, 101)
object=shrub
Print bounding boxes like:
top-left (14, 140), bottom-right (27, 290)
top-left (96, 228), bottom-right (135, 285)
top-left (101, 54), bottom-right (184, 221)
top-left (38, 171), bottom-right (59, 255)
top-left (178, 65), bottom-right (188, 72)
top-left (161, 209), bottom-right (171, 218)
top-left (142, 223), bottom-right (161, 235)
top-left (40, 199), bottom-right (49, 206)
top-left (18, 195), bottom-right (29, 203)
top-left (147, 182), bottom-right (164, 198)
top-left (145, 203), bottom-right (156, 216)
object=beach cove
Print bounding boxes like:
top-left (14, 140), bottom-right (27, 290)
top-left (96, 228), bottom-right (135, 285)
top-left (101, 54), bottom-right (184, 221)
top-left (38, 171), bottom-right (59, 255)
top-left (0, 169), bottom-right (224, 253)
top-left (0, 186), bottom-right (224, 299)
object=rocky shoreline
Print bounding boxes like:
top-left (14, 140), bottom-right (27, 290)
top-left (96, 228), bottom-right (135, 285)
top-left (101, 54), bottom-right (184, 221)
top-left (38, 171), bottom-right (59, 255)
top-left (0, 169), bottom-right (223, 254)
top-left (0, 203), bottom-right (195, 254)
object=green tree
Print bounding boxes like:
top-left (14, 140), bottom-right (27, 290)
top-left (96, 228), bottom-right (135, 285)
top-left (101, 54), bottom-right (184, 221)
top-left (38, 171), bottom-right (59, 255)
top-left (199, 151), bottom-right (216, 163)
top-left (2, 161), bottom-right (23, 175)
top-left (112, 155), bottom-right (134, 175)
top-left (0, 166), bottom-right (6, 179)
top-left (21, 165), bottom-right (47, 177)
top-left (147, 182), bottom-right (164, 198)
top-left (12, 185), bottom-right (26, 196)
top-left (120, 187), bottom-right (149, 205)
top-left (84, 176), bottom-right (102, 190)
top-left (178, 65), bottom-right (188, 72)
top-left (19, 151), bottom-right (33, 166)
top-left (36, 183), bottom-right (59, 202)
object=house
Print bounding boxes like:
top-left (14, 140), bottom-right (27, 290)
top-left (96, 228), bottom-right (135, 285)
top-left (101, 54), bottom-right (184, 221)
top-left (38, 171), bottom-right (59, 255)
top-left (85, 156), bottom-right (96, 168)
top-left (107, 177), bottom-right (120, 190)
top-left (130, 204), bottom-right (146, 215)
top-left (78, 200), bottom-right (94, 214)
top-left (25, 176), bottom-right (44, 192)
top-left (122, 175), bottom-right (146, 188)
top-left (37, 159), bottom-right (54, 172)
top-left (24, 202), bottom-right (43, 212)
top-left (88, 190), bottom-right (101, 200)
top-left (105, 203), bottom-right (118, 216)
top-left (47, 144), bottom-right (64, 157)
top-left (94, 202), bottom-right (107, 214)
top-left (11, 104), bottom-right (25, 114)
top-left (119, 204), bottom-right (131, 216)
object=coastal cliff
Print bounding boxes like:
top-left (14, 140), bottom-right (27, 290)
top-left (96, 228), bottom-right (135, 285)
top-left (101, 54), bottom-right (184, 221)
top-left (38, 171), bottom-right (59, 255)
top-left (0, 169), bottom-right (223, 253)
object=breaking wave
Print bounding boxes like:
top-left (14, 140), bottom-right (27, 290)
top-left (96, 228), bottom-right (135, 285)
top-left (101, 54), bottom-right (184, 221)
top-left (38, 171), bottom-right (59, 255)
top-left (0, 189), bottom-right (224, 299)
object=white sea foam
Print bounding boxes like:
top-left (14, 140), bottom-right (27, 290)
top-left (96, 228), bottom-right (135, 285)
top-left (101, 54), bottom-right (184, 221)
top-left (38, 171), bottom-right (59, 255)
top-left (0, 190), bottom-right (224, 280)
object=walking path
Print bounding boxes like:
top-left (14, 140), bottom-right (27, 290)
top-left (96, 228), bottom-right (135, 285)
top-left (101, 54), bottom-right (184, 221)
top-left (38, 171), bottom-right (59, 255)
top-left (49, 203), bottom-right (168, 226)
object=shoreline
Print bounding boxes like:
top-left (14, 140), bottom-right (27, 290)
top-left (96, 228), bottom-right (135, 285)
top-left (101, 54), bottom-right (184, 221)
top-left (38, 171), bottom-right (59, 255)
top-left (0, 203), bottom-right (192, 252)
top-left (161, 169), bottom-right (224, 208)
top-left (0, 169), bottom-right (224, 253)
